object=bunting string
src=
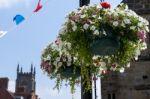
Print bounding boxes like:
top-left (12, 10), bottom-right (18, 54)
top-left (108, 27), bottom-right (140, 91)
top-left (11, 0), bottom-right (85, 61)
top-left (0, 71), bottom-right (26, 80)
top-left (0, 0), bottom-right (50, 38)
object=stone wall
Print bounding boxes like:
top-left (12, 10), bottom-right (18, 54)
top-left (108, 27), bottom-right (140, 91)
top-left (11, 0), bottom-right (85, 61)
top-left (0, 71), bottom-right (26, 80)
top-left (123, 0), bottom-right (150, 14)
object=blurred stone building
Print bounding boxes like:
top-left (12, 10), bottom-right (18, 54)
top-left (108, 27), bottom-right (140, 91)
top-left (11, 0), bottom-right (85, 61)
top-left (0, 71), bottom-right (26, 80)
top-left (101, 0), bottom-right (150, 99)
top-left (0, 64), bottom-right (38, 99)
top-left (14, 64), bottom-right (38, 99)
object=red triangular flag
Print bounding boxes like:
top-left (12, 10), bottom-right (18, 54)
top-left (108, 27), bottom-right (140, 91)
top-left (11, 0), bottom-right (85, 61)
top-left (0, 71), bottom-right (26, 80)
top-left (34, 0), bottom-right (43, 12)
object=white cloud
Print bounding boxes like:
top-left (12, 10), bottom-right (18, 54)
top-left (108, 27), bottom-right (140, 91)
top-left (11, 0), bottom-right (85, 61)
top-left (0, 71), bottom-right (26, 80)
top-left (8, 80), bottom-right (15, 92)
top-left (37, 86), bottom-right (64, 99)
top-left (36, 85), bottom-right (81, 99)
top-left (0, 0), bottom-right (31, 9)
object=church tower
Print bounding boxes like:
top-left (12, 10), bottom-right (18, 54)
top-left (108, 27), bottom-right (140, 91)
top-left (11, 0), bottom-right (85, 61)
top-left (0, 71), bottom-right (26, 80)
top-left (101, 0), bottom-right (150, 99)
top-left (15, 64), bottom-right (37, 99)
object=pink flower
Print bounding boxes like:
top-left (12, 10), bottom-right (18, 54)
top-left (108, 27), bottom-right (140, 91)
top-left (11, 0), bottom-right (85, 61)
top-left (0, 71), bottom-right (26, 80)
top-left (55, 39), bottom-right (60, 45)
top-left (41, 60), bottom-right (52, 74)
top-left (137, 31), bottom-right (145, 41)
top-left (100, 2), bottom-right (111, 9)
top-left (69, 15), bottom-right (80, 21)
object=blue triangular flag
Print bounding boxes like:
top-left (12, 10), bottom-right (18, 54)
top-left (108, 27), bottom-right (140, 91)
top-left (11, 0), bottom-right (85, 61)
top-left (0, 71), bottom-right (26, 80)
top-left (13, 15), bottom-right (25, 25)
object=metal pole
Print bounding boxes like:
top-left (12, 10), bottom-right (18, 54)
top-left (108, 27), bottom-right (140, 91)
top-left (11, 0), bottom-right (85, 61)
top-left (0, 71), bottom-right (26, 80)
top-left (81, 71), bottom-right (92, 99)
top-left (79, 1), bottom-right (92, 99)
top-left (100, 0), bottom-right (104, 2)
top-left (94, 74), bottom-right (97, 99)
top-left (80, 0), bottom-right (90, 7)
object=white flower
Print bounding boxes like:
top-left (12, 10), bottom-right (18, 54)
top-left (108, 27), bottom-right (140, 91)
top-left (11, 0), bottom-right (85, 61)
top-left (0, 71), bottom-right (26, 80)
top-left (121, 22), bottom-right (125, 27)
top-left (141, 42), bottom-right (147, 50)
top-left (135, 56), bottom-right (138, 60)
top-left (93, 30), bottom-right (99, 35)
top-left (97, 4), bottom-right (102, 9)
top-left (135, 49), bottom-right (141, 56)
top-left (90, 25), bottom-right (96, 31)
top-left (98, 16), bottom-right (102, 20)
top-left (127, 10), bottom-right (137, 16)
top-left (92, 55), bottom-right (99, 60)
top-left (145, 26), bottom-right (149, 32)
top-left (130, 26), bottom-right (136, 30)
top-left (58, 62), bottom-right (62, 67)
top-left (105, 56), bottom-right (109, 58)
top-left (127, 63), bottom-right (130, 68)
top-left (118, 11), bottom-right (124, 15)
top-left (119, 67), bottom-right (125, 73)
top-left (108, 9), bottom-right (114, 14)
top-left (46, 55), bottom-right (51, 60)
top-left (59, 26), bottom-right (66, 34)
top-left (71, 20), bottom-right (75, 25)
top-left (124, 4), bottom-right (128, 10)
top-left (56, 57), bottom-right (60, 62)
top-left (83, 24), bottom-right (89, 30)
top-left (67, 42), bottom-right (72, 49)
top-left (93, 63), bottom-right (97, 66)
top-left (123, 18), bottom-right (131, 24)
top-left (138, 23), bottom-right (143, 27)
top-left (77, 10), bottom-right (82, 14)
top-left (72, 25), bottom-right (77, 31)
top-left (99, 64), bottom-right (107, 71)
top-left (65, 17), bottom-right (69, 22)
top-left (89, 20), bottom-right (94, 24)
top-left (80, 6), bottom-right (87, 10)
top-left (126, 12), bottom-right (133, 17)
top-left (113, 12), bottom-right (118, 17)
top-left (53, 61), bottom-right (57, 66)
top-left (102, 30), bottom-right (107, 35)
top-left (99, 62), bottom-right (106, 67)
top-left (73, 57), bottom-right (77, 61)
top-left (144, 20), bottom-right (149, 25)
top-left (111, 67), bottom-right (117, 71)
top-left (81, 14), bottom-right (86, 18)
top-left (67, 62), bottom-right (72, 67)
top-left (92, 15), bottom-right (96, 18)
top-left (62, 58), bottom-right (66, 62)
top-left (139, 17), bottom-right (149, 25)
top-left (107, 58), bottom-right (111, 63)
top-left (113, 21), bottom-right (119, 27)
top-left (67, 56), bottom-right (72, 62)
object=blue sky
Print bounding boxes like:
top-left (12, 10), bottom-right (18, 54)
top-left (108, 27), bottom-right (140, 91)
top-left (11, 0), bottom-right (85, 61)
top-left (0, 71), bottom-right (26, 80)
top-left (0, 0), bottom-right (121, 99)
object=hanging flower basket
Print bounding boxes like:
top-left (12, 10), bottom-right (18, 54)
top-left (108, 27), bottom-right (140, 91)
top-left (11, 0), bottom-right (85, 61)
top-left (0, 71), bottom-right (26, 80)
top-left (59, 3), bottom-right (149, 73)
top-left (41, 42), bottom-right (81, 92)
top-left (41, 2), bottom-right (149, 93)
top-left (41, 43), bottom-right (80, 79)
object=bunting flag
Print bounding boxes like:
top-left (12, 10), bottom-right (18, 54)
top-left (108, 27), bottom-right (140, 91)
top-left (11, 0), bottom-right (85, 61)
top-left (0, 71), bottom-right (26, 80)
top-left (13, 15), bottom-right (25, 25)
top-left (0, 0), bottom-right (51, 39)
top-left (34, 0), bottom-right (43, 12)
top-left (0, 31), bottom-right (7, 38)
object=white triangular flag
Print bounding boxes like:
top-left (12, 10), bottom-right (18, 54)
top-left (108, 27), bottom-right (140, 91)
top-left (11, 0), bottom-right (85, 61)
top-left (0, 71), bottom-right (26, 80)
top-left (0, 31), bottom-right (7, 38)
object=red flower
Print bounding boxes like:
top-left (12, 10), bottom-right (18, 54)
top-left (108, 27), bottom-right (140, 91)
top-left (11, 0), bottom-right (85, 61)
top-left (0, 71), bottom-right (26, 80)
top-left (100, 2), bottom-right (111, 9)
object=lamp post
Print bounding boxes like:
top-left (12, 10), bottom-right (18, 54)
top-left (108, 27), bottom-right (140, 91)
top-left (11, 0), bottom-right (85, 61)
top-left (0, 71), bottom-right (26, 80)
top-left (79, 1), bottom-right (92, 99)
top-left (79, 0), bottom-right (90, 7)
